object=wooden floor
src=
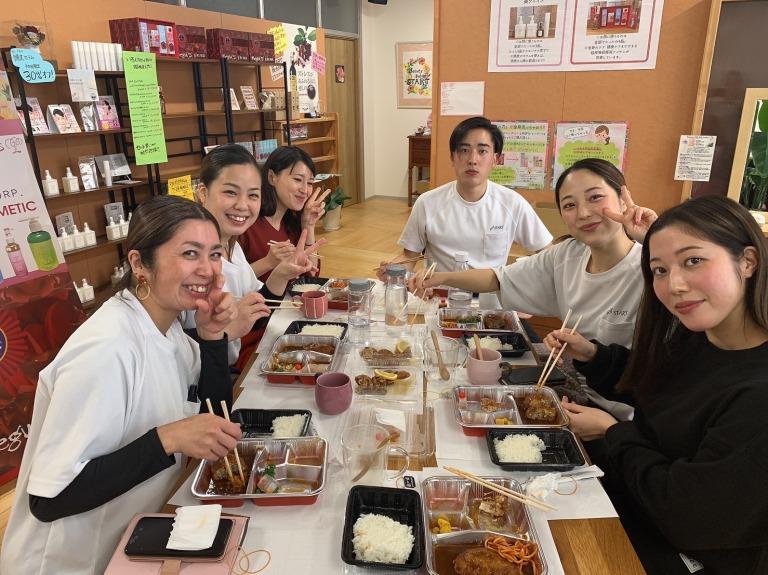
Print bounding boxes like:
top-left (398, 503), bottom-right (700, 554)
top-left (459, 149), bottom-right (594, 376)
top-left (315, 196), bottom-right (415, 278)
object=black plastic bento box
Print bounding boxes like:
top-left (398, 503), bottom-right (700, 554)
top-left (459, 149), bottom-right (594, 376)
top-left (464, 331), bottom-right (528, 358)
top-left (486, 428), bottom-right (585, 472)
top-left (341, 485), bottom-right (425, 570)
top-left (230, 409), bottom-right (312, 438)
top-left (283, 320), bottom-right (348, 340)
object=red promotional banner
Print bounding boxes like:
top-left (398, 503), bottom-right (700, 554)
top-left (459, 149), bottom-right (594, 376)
top-left (0, 60), bottom-right (84, 486)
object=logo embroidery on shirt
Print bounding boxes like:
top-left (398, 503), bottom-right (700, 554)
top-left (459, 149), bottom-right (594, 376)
top-left (605, 308), bottom-right (629, 318)
top-left (489, 225), bottom-right (504, 231)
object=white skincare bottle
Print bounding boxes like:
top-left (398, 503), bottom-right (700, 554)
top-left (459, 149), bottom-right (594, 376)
top-left (74, 281), bottom-right (84, 303)
top-left (111, 266), bottom-right (122, 286)
top-left (82, 222), bottom-right (96, 246)
top-left (62, 167), bottom-right (80, 193)
top-left (59, 227), bottom-right (74, 252)
top-left (106, 217), bottom-right (120, 241)
top-left (42, 170), bottom-right (60, 197)
top-left (103, 161), bottom-right (113, 187)
top-left (544, 12), bottom-right (551, 38)
top-left (81, 279), bottom-right (95, 302)
top-left (71, 224), bottom-right (86, 250)
top-left (118, 214), bottom-right (129, 238)
top-left (526, 15), bottom-right (538, 38)
top-left (515, 16), bottom-right (526, 39)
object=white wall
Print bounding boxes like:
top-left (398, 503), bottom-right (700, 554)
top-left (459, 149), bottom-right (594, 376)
top-left (362, 0), bottom-right (433, 199)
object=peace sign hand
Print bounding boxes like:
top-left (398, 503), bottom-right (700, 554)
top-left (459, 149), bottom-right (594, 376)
top-left (603, 186), bottom-right (658, 244)
top-left (301, 187), bottom-right (331, 229)
top-left (274, 229), bottom-right (328, 279)
top-left (194, 273), bottom-right (236, 341)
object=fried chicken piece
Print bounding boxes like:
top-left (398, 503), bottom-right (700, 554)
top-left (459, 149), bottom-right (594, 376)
top-left (453, 548), bottom-right (524, 575)
top-left (522, 394), bottom-right (557, 423)
top-left (478, 494), bottom-right (508, 519)
top-left (480, 397), bottom-right (502, 413)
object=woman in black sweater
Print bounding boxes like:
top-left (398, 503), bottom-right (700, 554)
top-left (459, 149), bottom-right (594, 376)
top-left (548, 196), bottom-right (768, 575)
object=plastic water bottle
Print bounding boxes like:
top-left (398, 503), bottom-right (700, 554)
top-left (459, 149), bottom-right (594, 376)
top-left (384, 264), bottom-right (408, 326)
top-left (448, 251), bottom-right (472, 308)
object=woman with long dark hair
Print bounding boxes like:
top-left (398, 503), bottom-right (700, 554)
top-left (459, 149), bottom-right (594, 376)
top-left (554, 196), bottom-right (768, 574)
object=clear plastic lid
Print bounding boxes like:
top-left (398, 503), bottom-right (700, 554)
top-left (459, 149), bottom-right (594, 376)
top-left (386, 264), bottom-right (407, 277)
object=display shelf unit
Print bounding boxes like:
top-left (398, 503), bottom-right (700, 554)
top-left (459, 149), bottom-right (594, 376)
top-left (272, 112), bottom-right (338, 173)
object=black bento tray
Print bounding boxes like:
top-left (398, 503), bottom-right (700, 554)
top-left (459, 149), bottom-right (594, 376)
top-left (486, 428), bottom-right (585, 472)
top-left (287, 277), bottom-right (330, 297)
top-left (499, 364), bottom-right (567, 385)
top-left (230, 409), bottom-right (312, 438)
top-left (283, 320), bottom-right (348, 341)
top-left (342, 485), bottom-right (425, 570)
top-left (464, 331), bottom-right (528, 358)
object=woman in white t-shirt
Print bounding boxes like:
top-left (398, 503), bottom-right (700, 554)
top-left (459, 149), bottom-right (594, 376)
top-left (1, 196), bottom-right (245, 574)
top-left (411, 159), bottom-right (657, 417)
top-left (192, 145), bottom-right (322, 364)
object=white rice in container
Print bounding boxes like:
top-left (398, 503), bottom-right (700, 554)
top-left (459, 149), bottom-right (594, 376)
top-left (299, 324), bottom-right (345, 338)
top-left (292, 283), bottom-right (323, 293)
top-left (494, 434), bottom-right (546, 463)
top-left (352, 513), bottom-right (414, 564)
top-left (468, 337), bottom-right (516, 352)
top-left (271, 414), bottom-right (307, 438)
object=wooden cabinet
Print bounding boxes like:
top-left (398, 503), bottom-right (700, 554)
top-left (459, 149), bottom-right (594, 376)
top-left (408, 134), bottom-right (430, 206)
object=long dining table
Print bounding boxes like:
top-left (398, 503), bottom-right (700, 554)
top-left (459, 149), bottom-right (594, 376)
top-left (164, 285), bottom-right (646, 575)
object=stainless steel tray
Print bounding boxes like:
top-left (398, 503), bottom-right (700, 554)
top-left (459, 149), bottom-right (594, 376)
top-left (453, 385), bottom-right (569, 430)
top-left (422, 475), bottom-right (548, 575)
top-left (191, 437), bottom-right (327, 502)
top-left (259, 334), bottom-right (342, 377)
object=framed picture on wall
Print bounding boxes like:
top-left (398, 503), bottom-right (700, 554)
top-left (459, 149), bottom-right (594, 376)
top-left (396, 42), bottom-right (432, 108)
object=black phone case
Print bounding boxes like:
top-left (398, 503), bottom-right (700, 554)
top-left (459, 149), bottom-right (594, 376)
top-left (124, 517), bottom-right (233, 559)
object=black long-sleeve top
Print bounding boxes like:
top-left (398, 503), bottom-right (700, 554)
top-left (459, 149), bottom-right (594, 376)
top-left (29, 334), bottom-right (230, 522)
top-left (600, 333), bottom-right (768, 574)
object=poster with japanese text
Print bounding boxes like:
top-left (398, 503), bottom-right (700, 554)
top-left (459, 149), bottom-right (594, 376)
top-left (491, 121), bottom-right (550, 189)
top-left (123, 51), bottom-right (167, 165)
top-left (489, 0), bottom-right (664, 72)
top-left (269, 24), bottom-right (320, 115)
top-left (553, 121), bottom-right (628, 184)
top-left (0, 60), bottom-right (84, 487)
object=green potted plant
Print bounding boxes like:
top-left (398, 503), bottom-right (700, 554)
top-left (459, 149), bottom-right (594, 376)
top-left (323, 186), bottom-right (351, 231)
top-left (739, 101), bottom-right (768, 213)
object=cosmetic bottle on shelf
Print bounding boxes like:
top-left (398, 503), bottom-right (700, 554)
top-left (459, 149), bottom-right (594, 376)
top-left (82, 222), bottom-right (96, 246)
top-left (58, 227), bottom-right (73, 253)
top-left (42, 170), bottom-right (60, 197)
top-left (106, 217), bottom-right (120, 241)
top-left (80, 278), bottom-right (95, 302)
top-left (118, 214), bottom-right (129, 238)
top-left (62, 167), bottom-right (80, 194)
top-left (71, 225), bottom-right (86, 250)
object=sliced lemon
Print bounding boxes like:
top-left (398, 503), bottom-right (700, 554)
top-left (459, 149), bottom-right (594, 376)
top-left (395, 340), bottom-right (411, 354)
top-left (374, 369), bottom-right (399, 381)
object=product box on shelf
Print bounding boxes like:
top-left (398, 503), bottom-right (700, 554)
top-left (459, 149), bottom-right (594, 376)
top-left (249, 32), bottom-right (276, 63)
top-left (176, 25), bottom-right (207, 59)
top-left (109, 18), bottom-right (178, 58)
top-left (206, 28), bottom-right (250, 61)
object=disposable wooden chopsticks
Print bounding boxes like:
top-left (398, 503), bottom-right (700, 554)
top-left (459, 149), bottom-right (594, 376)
top-left (408, 262), bottom-right (437, 331)
top-left (443, 466), bottom-right (556, 512)
top-left (205, 398), bottom-right (235, 483)
top-left (267, 239), bottom-right (323, 257)
top-left (536, 314), bottom-right (583, 391)
top-left (220, 400), bottom-right (246, 484)
top-left (371, 254), bottom-right (425, 271)
top-left (264, 299), bottom-right (302, 305)
top-left (537, 309), bottom-right (571, 386)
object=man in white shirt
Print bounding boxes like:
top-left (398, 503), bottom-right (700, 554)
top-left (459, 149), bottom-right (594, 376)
top-left (378, 116), bottom-right (552, 278)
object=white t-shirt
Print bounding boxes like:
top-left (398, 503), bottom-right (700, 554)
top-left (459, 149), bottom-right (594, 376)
top-left (1, 291), bottom-right (201, 575)
top-left (182, 242), bottom-right (263, 364)
top-left (494, 239), bottom-right (643, 419)
top-left (398, 180), bottom-right (552, 272)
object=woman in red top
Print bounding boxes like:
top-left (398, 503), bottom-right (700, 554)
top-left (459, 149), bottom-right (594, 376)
top-left (239, 146), bottom-right (329, 282)
top-left (236, 146), bottom-right (329, 368)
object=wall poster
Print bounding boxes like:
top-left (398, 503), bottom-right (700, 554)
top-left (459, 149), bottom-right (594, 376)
top-left (396, 42), bottom-right (433, 109)
top-left (269, 24), bottom-right (320, 115)
top-left (553, 121), bottom-right (628, 184)
top-left (491, 121), bottom-right (550, 190)
top-left (489, 0), bottom-right (664, 72)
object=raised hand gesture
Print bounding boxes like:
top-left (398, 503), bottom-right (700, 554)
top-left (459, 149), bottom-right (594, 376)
top-left (603, 186), bottom-right (658, 244)
top-left (301, 187), bottom-right (331, 229)
top-left (194, 273), bottom-right (236, 340)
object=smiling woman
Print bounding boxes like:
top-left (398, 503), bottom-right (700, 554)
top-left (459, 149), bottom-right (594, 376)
top-left (0, 196), bottom-right (242, 574)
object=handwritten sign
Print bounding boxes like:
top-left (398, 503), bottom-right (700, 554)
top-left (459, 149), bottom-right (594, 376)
top-left (268, 25), bottom-right (287, 56)
top-left (311, 53), bottom-right (326, 75)
top-left (123, 51), bottom-right (167, 165)
top-left (10, 48), bottom-right (55, 84)
top-left (167, 175), bottom-right (195, 201)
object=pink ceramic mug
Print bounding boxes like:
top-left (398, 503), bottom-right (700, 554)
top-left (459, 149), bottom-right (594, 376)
top-left (301, 290), bottom-right (328, 319)
top-left (315, 372), bottom-right (353, 415)
top-left (466, 348), bottom-right (503, 385)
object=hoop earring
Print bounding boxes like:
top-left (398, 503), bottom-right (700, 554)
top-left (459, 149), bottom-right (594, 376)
top-left (135, 275), bottom-right (151, 301)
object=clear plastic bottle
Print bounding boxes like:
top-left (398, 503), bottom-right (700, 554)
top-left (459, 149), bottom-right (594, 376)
top-left (384, 264), bottom-right (408, 326)
top-left (448, 251), bottom-right (472, 308)
top-left (348, 279), bottom-right (372, 328)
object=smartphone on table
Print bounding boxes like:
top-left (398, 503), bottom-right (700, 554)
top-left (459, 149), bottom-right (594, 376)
top-left (124, 516), bottom-right (233, 560)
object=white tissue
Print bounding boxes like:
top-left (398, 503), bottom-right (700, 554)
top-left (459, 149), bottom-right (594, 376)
top-left (525, 465), bottom-right (605, 500)
top-left (166, 504), bottom-right (222, 551)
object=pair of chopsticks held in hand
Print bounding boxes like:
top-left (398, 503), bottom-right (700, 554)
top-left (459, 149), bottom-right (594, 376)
top-left (267, 239), bottom-right (323, 259)
top-left (536, 309), bottom-right (583, 390)
top-left (205, 399), bottom-right (245, 484)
